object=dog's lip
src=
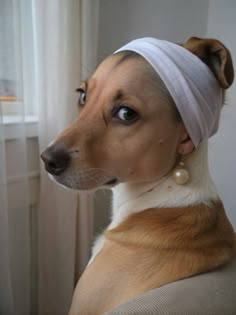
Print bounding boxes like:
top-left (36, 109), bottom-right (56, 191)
top-left (104, 178), bottom-right (118, 186)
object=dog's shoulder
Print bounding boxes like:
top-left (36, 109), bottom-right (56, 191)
top-left (107, 201), bottom-right (236, 270)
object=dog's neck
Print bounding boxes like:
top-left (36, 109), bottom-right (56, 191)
top-left (110, 141), bottom-right (219, 229)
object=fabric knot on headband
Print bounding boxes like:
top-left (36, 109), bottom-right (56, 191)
top-left (115, 37), bottom-right (224, 147)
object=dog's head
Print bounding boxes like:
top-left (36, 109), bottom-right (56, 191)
top-left (41, 37), bottom-right (233, 191)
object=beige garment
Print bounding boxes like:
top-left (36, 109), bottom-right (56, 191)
top-left (105, 257), bottom-right (236, 315)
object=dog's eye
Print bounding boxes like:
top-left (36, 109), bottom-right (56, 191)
top-left (76, 88), bottom-right (86, 106)
top-left (115, 106), bottom-right (138, 123)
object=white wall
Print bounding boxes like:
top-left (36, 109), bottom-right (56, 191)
top-left (207, 0), bottom-right (236, 228)
top-left (98, 0), bottom-right (208, 62)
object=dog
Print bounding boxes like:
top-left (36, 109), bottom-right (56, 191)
top-left (41, 37), bottom-right (236, 315)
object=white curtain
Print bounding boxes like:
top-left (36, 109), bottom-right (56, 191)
top-left (0, 1), bottom-right (33, 314)
top-left (34, 1), bottom-right (99, 315)
top-left (0, 1), bottom-right (99, 314)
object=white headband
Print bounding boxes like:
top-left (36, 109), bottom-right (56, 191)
top-left (115, 37), bottom-right (223, 147)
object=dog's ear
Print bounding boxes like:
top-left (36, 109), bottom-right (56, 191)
top-left (183, 37), bottom-right (234, 89)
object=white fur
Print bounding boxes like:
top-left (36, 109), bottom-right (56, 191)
top-left (90, 141), bottom-right (219, 261)
top-left (48, 173), bottom-right (80, 193)
top-left (89, 234), bottom-right (105, 265)
top-left (110, 141), bottom-right (218, 228)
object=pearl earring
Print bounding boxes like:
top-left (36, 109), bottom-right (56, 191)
top-left (173, 159), bottom-right (190, 185)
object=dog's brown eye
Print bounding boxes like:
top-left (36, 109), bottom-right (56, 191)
top-left (115, 106), bottom-right (138, 123)
top-left (76, 88), bottom-right (86, 106)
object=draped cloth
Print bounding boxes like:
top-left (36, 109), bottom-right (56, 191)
top-left (116, 37), bottom-right (223, 147)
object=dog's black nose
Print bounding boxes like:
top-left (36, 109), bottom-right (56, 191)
top-left (41, 143), bottom-right (71, 176)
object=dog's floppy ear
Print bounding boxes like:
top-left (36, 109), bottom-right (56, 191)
top-left (183, 37), bottom-right (234, 89)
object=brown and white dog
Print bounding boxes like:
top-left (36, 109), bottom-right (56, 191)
top-left (41, 37), bottom-right (236, 315)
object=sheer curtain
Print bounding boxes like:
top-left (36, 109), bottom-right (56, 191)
top-left (0, 1), bottom-right (33, 314)
top-left (0, 1), bottom-right (99, 314)
top-left (33, 1), bottom-right (99, 315)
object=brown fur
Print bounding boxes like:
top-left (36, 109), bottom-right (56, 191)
top-left (182, 37), bottom-right (234, 88)
top-left (69, 202), bottom-right (236, 315)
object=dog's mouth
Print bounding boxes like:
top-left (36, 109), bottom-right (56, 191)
top-left (104, 178), bottom-right (118, 186)
top-left (50, 169), bottom-right (119, 191)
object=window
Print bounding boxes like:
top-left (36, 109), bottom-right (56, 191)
top-left (0, 0), bottom-right (37, 118)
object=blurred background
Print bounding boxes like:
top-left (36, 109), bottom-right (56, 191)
top-left (0, 1), bottom-right (236, 315)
